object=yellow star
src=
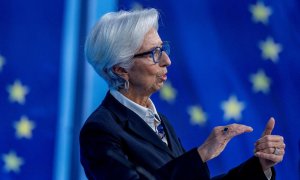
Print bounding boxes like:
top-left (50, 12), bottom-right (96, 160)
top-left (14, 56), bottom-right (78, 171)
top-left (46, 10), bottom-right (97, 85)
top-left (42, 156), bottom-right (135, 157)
top-left (0, 55), bottom-right (5, 72)
top-left (7, 80), bottom-right (29, 104)
top-left (2, 151), bottom-right (24, 173)
top-left (259, 37), bottom-right (282, 62)
top-left (221, 95), bottom-right (245, 121)
top-left (14, 115), bottom-right (35, 139)
top-left (250, 70), bottom-right (271, 94)
top-left (188, 105), bottom-right (207, 126)
top-left (159, 81), bottom-right (177, 103)
top-left (249, 2), bottom-right (272, 25)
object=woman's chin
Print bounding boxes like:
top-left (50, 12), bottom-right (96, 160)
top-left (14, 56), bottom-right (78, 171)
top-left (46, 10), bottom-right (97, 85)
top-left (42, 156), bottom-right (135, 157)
top-left (156, 81), bottom-right (165, 90)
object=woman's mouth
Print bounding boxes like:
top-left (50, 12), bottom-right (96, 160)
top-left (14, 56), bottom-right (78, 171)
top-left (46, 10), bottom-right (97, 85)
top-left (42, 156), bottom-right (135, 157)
top-left (157, 72), bottom-right (167, 81)
top-left (161, 74), bottom-right (167, 81)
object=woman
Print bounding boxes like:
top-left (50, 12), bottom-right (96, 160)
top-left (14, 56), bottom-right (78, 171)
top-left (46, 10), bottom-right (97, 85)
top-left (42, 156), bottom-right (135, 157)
top-left (80, 8), bottom-right (285, 179)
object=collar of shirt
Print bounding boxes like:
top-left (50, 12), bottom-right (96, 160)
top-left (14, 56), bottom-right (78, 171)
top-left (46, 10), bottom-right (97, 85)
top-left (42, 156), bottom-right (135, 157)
top-left (110, 89), bottom-right (161, 131)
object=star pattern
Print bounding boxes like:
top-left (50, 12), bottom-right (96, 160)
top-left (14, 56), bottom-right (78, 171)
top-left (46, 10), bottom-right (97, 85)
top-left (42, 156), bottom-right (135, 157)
top-left (188, 105), bottom-right (207, 126)
top-left (250, 70), bottom-right (271, 94)
top-left (160, 81), bottom-right (177, 103)
top-left (0, 54), bottom-right (5, 72)
top-left (0, 1), bottom-right (292, 179)
top-left (7, 80), bottom-right (29, 105)
top-left (2, 151), bottom-right (24, 173)
top-left (259, 37), bottom-right (282, 62)
top-left (249, 2), bottom-right (272, 25)
top-left (221, 95), bottom-right (245, 121)
top-left (14, 116), bottom-right (35, 139)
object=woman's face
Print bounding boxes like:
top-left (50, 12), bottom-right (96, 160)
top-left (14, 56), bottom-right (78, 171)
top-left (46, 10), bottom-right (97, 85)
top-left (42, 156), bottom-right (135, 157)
top-left (128, 28), bottom-right (171, 96)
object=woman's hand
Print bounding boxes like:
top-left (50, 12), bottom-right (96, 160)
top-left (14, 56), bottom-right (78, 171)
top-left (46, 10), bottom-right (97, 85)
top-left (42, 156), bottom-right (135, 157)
top-left (254, 117), bottom-right (285, 171)
top-left (198, 124), bottom-right (253, 162)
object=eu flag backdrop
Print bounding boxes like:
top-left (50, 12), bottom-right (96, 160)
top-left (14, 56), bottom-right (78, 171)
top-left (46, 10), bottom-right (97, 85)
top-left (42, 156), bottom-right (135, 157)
top-left (117, 0), bottom-right (299, 179)
top-left (1, 0), bottom-right (300, 179)
top-left (0, 0), bottom-right (64, 179)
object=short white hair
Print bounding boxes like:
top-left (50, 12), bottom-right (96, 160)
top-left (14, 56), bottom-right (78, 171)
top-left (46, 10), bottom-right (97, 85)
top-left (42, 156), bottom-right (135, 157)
top-left (85, 8), bottom-right (159, 89)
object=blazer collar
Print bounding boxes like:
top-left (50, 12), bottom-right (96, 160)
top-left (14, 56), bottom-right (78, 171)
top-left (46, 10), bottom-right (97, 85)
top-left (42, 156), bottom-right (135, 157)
top-left (101, 92), bottom-right (176, 158)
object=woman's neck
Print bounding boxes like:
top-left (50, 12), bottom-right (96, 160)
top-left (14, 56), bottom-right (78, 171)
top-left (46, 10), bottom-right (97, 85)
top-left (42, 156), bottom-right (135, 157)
top-left (119, 88), bottom-right (151, 108)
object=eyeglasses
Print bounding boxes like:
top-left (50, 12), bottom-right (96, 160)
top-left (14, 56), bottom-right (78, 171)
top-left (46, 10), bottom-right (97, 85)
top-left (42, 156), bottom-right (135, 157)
top-left (133, 41), bottom-right (170, 64)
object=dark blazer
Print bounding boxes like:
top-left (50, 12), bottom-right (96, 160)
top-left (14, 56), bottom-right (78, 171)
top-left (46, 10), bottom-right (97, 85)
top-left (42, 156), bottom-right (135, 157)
top-left (80, 92), bottom-right (275, 180)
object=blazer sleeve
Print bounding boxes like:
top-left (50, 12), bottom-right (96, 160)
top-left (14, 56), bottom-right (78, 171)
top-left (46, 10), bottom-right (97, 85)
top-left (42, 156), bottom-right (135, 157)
top-left (212, 156), bottom-right (276, 180)
top-left (157, 148), bottom-right (210, 180)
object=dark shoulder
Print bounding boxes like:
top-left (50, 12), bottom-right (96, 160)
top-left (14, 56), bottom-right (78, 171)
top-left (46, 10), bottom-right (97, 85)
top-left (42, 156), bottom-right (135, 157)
top-left (86, 106), bottom-right (114, 124)
top-left (80, 106), bottom-right (120, 137)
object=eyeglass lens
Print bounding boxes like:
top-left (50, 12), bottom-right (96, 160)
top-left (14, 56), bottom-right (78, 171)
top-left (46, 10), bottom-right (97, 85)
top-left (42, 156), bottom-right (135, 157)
top-left (152, 42), bottom-right (170, 63)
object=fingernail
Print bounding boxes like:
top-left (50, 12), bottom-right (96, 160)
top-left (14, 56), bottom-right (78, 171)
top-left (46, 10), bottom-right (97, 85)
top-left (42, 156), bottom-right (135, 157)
top-left (270, 117), bottom-right (275, 121)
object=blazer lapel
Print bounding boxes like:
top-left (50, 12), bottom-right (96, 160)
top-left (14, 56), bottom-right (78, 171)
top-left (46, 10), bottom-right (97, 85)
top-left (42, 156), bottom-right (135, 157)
top-left (126, 114), bottom-right (176, 158)
top-left (102, 92), bottom-right (176, 158)
top-left (158, 114), bottom-right (183, 157)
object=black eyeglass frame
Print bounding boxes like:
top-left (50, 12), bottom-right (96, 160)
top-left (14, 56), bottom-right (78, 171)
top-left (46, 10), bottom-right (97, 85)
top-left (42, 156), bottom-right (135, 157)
top-left (133, 41), bottom-right (170, 64)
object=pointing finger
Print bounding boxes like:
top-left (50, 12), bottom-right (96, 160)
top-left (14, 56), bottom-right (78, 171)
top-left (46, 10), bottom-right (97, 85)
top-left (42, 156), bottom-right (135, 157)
top-left (225, 124), bottom-right (253, 138)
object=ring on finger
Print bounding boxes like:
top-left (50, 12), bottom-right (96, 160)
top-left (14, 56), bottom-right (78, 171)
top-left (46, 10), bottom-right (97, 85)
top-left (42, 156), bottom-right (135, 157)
top-left (273, 147), bottom-right (279, 155)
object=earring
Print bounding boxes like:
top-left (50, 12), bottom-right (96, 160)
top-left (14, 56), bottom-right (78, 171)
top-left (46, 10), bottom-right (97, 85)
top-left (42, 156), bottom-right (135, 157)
top-left (124, 80), bottom-right (129, 91)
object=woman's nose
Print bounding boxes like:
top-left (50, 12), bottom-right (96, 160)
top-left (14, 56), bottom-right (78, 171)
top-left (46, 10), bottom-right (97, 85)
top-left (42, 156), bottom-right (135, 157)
top-left (159, 52), bottom-right (171, 67)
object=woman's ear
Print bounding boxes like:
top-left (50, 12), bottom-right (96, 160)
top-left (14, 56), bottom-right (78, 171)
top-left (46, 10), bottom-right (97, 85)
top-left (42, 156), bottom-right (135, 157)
top-left (113, 66), bottom-right (129, 80)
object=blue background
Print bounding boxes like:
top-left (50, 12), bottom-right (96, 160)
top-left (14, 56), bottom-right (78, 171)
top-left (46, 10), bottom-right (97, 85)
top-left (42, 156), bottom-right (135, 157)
top-left (0, 0), bottom-right (299, 179)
